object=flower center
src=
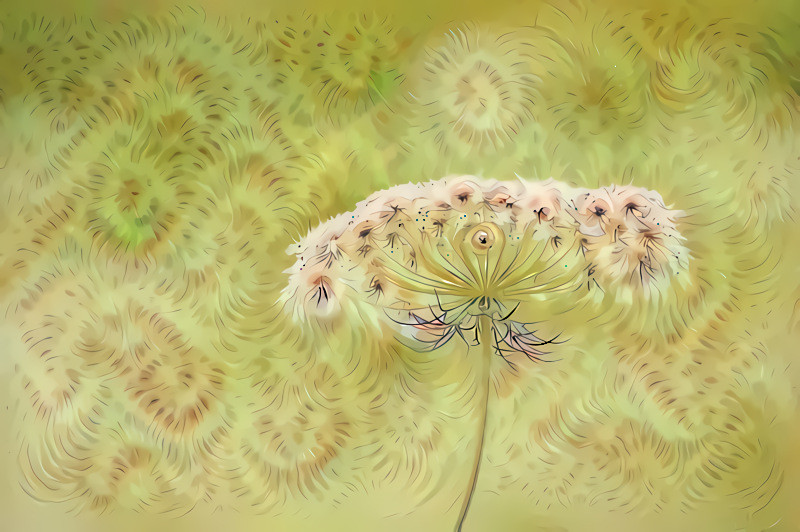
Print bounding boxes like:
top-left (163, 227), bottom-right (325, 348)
top-left (467, 223), bottom-right (498, 254)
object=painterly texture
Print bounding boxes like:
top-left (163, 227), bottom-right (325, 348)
top-left (1, 0), bottom-right (799, 531)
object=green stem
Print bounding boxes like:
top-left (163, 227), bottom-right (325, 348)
top-left (454, 315), bottom-right (493, 532)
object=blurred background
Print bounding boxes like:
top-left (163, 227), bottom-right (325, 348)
top-left (1, 0), bottom-right (799, 530)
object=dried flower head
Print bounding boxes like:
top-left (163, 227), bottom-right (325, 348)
top-left (283, 175), bottom-right (688, 358)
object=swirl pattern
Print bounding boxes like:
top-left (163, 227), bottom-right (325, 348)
top-left (268, 13), bottom-right (409, 127)
top-left (408, 23), bottom-right (540, 157)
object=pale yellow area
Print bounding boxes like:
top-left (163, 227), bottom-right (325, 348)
top-left (1, 0), bottom-right (799, 531)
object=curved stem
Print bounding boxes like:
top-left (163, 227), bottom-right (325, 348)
top-left (454, 315), bottom-right (493, 532)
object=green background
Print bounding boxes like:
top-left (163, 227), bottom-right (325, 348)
top-left (1, 0), bottom-right (799, 530)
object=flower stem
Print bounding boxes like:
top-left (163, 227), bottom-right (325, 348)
top-left (454, 314), bottom-right (493, 532)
